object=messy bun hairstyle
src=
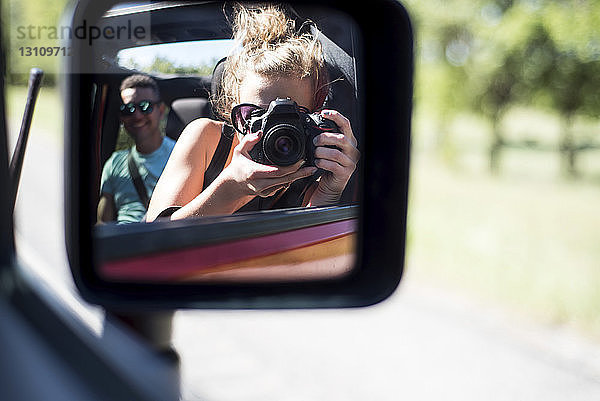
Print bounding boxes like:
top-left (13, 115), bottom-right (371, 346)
top-left (213, 4), bottom-right (329, 123)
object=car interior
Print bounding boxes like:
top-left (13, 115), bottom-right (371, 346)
top-left (89, 1), bottom-right (363, 210)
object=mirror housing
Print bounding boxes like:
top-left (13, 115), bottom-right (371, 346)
top-left (65, 0), bottom-right (413, 310)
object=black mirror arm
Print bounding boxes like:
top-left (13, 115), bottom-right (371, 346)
top-left (8, 67), bottom-right (44, 218)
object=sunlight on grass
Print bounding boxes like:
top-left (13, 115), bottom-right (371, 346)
top-left (406, 112), bottom-right (600, 339)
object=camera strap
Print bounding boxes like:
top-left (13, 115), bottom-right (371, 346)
top-left (203, 123), bottom-right (234, 190)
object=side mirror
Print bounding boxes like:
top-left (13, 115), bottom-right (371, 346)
top-left (65, 0), bottom-right (413, 309)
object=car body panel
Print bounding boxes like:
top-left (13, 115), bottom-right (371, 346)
top-left (99, 218), bottom-right (357, 282)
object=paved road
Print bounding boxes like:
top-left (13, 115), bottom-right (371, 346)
top-left (10, 123), bottom-right (600, 401)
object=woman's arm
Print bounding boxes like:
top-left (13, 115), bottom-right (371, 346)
top-left (146, 118), bottom-right (221, 222)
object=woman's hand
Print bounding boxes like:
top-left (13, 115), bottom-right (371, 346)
top-left (309, 110), bottom-right (360, 206)
top-left (222, 130), bottom-right (318, 199)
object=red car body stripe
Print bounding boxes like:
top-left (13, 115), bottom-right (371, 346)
top-left (100, 219), bottom-right (356, 281)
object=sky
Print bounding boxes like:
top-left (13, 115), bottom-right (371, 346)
top-left (116, 39), bottom-right (234, 70)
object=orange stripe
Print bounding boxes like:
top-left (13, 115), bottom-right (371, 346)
top-left (180, 234), bottom-right (356, 282)
top-left (100, 219), bottom-right (356, 281)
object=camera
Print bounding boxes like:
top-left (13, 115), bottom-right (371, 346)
top-left (246, 98), bottom-right (338, 167)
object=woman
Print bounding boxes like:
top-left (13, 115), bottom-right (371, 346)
top-left (146, 4), bottom-right (359, 222)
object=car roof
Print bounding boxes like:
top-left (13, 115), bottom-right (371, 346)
top-left (95, 2), bottom-right (359, 65)
top-left (96, 2), bottom-right (232, 61)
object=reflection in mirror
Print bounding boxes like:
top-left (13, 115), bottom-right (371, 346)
top-left (89, 1), bottom-right (363, 284)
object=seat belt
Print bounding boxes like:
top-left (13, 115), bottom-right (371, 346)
top-left (127, 151), bottom-right (150, 210)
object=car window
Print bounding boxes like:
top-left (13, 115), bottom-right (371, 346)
top-left (116, 39), bottom-right (234, 75)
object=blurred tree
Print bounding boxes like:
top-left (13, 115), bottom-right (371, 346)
top-left (471, 19), bottom-right (558, 173)
top-left (537, 1), bottom-right (600, 176)
top-left (130, 55), bottom-right (214, 76)
top-left (407, 0), bottom-right (476, 163)
top-left (4, 0), bottom-right (69, 86)
top-left (546, 54), bottom-right (600, 176)
top-left (406, 0), bottom-right (600, 176)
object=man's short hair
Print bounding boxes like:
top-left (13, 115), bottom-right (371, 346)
top-left (120, 74), bottom-right (161, 100)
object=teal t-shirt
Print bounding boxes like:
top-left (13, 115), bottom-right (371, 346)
top-left (100, 137), bottom-right (176, 224)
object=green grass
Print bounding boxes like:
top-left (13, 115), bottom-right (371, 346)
top-left (6, 84), bottom-right (63, 143)
top-left (407, 108), bottom-right (600, 340)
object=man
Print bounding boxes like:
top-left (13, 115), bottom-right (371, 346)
top-left (97, 77), bottom-right (178, 368)
top-left (98, 74), bottom-right (176, 224)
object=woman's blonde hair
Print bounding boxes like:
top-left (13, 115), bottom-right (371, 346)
top-left (213, 3), bottom-right (328, 122)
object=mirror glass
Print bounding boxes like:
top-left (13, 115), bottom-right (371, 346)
top-left (87, 1), bottom-right (363, 284)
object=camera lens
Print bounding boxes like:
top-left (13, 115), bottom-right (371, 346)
top-left (275, 136), bottom-right (293, 155)
top-left (263, 124), bottom-right (305, 166)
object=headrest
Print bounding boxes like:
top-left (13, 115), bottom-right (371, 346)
top-left (165, 97), bottom-right (211, 140)
top-left (172, 98), bottom-right (210, 124)
top-left (210, 57), bottom-right (228, 121)
top-left (312, 25), bottom-right (359, 143)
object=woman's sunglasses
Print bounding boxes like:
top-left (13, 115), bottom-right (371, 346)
top-left (230, 103), bottom-right (310, 134)
top-left (119, 100), bottom-right (158, 116)
top-left (230, 103), bottom-right (266, 134)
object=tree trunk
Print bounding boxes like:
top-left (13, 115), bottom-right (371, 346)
top-left (559, 113), bottom-right (577, 177)
top-left (489, 114), bottom-right (503, 175)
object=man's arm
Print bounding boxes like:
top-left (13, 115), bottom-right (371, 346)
top-left (97, 193), bottom-right (117, 223)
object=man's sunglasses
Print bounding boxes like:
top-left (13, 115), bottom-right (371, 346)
top-left (230, 103), bottom-right (311, 134)
top-left (119, 100), bottom-right (158, 116)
